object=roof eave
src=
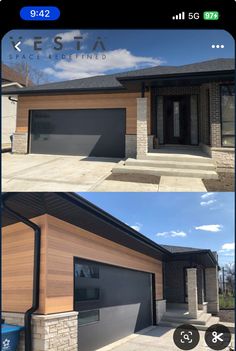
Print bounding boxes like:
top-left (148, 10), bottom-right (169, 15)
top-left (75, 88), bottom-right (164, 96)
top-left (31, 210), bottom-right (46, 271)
top-left (1, 86), bottom-right (126, 96)
top-left (117, 70), bottom-right (235, 82)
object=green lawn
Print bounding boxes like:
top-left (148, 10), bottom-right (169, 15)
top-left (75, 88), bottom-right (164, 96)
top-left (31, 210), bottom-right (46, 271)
top-left (219, 294), bottom-right (235, 309)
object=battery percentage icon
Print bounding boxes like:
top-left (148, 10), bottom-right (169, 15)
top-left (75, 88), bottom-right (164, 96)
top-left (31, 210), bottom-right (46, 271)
top-left (203, 11), bottom-right (219, 20)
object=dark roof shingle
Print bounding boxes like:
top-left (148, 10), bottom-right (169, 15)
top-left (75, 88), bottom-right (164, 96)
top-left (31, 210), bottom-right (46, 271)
top-left (2, 58), bottom-right (234, 94)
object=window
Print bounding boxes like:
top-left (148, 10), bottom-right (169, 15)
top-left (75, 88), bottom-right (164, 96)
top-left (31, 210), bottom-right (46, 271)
top-left (221, 85), bottom-right (235, 147)
top-left (75, 262), bottom-right (99, 279)
top-left (78, 310), bottom-right (100, 326)
top-left (77, 288), bottom-right (100, 301)
top-left (173, 101), bottom-right (180, 137)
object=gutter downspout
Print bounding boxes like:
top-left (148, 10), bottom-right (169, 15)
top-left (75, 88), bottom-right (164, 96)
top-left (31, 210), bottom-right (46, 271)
top-left (2, 200), bottom-right (41, 351)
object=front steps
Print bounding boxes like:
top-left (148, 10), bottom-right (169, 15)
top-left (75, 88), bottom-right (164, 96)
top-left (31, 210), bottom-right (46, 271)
top-left (159, 309), bottom-right (221, 331)
top-left (113, 151), bottom-right (218, 179)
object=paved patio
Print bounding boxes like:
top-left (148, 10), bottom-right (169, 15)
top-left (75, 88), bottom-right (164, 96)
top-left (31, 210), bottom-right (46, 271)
top-left (98, 326), bottom-right (234, 351)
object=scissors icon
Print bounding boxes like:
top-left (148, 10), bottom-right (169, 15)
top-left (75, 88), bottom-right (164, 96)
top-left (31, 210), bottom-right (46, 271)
top-left (212, 331), bottom-right (224, 343)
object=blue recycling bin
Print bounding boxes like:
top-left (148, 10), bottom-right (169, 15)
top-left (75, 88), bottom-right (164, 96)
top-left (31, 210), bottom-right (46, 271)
top-left (1, 324), bottom-right (24, 351)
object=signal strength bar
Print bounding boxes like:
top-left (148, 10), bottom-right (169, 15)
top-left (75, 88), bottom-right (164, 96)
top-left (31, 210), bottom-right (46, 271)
top-left (172, 12), bottom-right (185, 20)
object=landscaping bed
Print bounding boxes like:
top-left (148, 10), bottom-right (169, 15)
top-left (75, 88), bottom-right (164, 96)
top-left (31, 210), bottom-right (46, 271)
top-left (203, 171), bottom-right (234, 192)
top-left (218, 309), bottom-right (235, 323)
top-left (106, 173), bottom-right (161, 184)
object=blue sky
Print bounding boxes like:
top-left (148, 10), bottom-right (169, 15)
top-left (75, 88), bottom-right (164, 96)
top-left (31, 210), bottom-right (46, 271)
top-left (79, 192), bottom-right (234, 267)
top-left (2, 29), bottom-right (234, 83)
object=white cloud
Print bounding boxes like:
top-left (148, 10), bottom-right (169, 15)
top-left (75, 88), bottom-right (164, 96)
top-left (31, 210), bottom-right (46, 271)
top-left (42, 49), bottom-right (164, 80)
top-left (24, 38), bottom-right (34, 46)
top-left (24, 37), bottom-right (49, 46)
top-left (156, 230), bottom-right (187, 238)
top-left (200, 200), bottom-right (216, 206)
top-left (221, 243), bottom-right (235, 251)
top-left (201, 192), bottom-right (214, 199)
top-left (55, 30), bottom-right (88, 43)
top-left (195, 224), bottom-right (222, 232)
top-left (218, 243), bottom-right (235, 256)
top-left (130, 222), bottom-right (143, 232)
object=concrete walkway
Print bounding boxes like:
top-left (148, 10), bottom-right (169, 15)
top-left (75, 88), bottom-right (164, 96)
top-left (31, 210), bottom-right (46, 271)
top-left (98, 326), bottom-right (234, 351)
top-left (159, 176), bottom-right (207, 192)
top-left (93, 176), bottom-right (206, 192)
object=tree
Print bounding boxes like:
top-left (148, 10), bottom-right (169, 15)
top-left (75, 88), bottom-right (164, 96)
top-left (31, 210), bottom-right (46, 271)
top-left (11, 62), bottom-right (49, 86)
top-left (224, 263), bottom-right (235, 295)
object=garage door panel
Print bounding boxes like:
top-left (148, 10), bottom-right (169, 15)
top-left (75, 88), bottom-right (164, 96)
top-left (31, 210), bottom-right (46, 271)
top-left (75, 258), bottom-right (153, 351)
top-left (30, 109), bottom-right (125, 157)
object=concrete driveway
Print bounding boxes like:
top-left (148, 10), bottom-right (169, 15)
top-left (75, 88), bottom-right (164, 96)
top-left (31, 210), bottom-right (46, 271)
top-left (98, 326), bottom-right (234, 351)
top-left (2, 153), bottom-right (120, 192)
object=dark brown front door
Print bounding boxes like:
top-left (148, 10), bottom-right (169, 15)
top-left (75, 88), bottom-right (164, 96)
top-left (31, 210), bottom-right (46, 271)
top-left (164, 96), bottom-right (190, 144)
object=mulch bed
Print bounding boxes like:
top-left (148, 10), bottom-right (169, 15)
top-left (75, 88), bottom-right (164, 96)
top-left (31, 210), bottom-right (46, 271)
top-left (218, 309), bottom-right (235, 323)
top-left (203, 172), bottom-right (235, 192)
top-left (106, 173), bottom-right (160, 184)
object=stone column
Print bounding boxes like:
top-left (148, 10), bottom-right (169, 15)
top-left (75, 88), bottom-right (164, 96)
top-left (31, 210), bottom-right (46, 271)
top-left (209, 82), bottom-right (221, 147)
top-left (187, 268), bottom-right (198, 318)
top-left (205, 267), bottom-right (219, 314)
top-left (137, 98), bottom-right (148, 159)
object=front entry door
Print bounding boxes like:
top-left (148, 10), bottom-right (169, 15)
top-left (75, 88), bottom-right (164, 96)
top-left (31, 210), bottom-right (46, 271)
top-left (164, 96), bottom-right (190, 144)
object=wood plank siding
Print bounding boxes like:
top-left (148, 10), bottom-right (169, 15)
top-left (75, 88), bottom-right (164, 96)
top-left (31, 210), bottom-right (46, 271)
top-left (2, 214), bottom-right (163, 314)
top-left (2, 215), bottom-right (47, 313)
top-left (16, 91), bottom-right (151, 135)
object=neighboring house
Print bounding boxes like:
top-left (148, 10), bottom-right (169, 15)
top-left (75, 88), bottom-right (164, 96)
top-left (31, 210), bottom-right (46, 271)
top-left (1, 64), bottom-right (31, 149)
top-left (2, 58), bottom-right (235, 171)
top-left (2, 192), bottom-right (220, 351)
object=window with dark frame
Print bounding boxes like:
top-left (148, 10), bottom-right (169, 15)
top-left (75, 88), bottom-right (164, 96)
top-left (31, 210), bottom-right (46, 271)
top-left (75, 262), bottom-right (99, 279)
top-left (221, 85), bottom-right (235, 147)
top-left (78, 310), bottom-right (100, 326)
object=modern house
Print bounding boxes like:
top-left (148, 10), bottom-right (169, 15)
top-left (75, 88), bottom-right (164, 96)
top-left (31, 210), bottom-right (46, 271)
top-left (2, 58), bottom-right (234, 175)
top-left (2, 192), bottom-right (220, 351)
top-left (1, 64), bottom-right (31, 150)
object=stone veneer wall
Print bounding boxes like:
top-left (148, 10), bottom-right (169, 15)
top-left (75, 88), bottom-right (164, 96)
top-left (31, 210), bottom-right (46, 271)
top-left (126, 134), bottom-right (154, 158)
top-left (12, 132), bottom-right (28, 154)
top-left (2, 311), bottom-right (78, 351)
top-left (156, 300), bottom-right (166, 324)
top-left (200, 143), bottom-right (234, 169)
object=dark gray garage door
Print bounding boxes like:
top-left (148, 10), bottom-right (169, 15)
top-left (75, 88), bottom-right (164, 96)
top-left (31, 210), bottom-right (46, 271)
top-left (29, 109), bottom-right (125, 157)
top-left (74, 258), bottom-right (153, 351)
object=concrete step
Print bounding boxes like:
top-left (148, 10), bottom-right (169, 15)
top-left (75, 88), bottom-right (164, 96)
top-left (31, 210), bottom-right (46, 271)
top-left (162, 312), bottom-right (212, 325)
top-left (112, 165), bottom-right (218, 179)
top-left (125, 158), bottom-right (216, 171)
top-left (159, 316), bottom-right (221, 331)
top-left (146, 152), bottom-right (213, 163)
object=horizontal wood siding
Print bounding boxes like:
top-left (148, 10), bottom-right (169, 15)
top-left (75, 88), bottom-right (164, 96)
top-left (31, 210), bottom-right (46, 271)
top-left (2, 213), bottom-right (162, 314)
top-left (16, 91), bottom-right (151, 135)
top-left (46, 214), bottom-right (163, 314)
top-left (2, 216), bottom-right (47, 313)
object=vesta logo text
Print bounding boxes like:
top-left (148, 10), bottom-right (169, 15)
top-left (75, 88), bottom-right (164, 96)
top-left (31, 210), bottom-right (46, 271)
top-left (10, 36), bottom-right (106, 51)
